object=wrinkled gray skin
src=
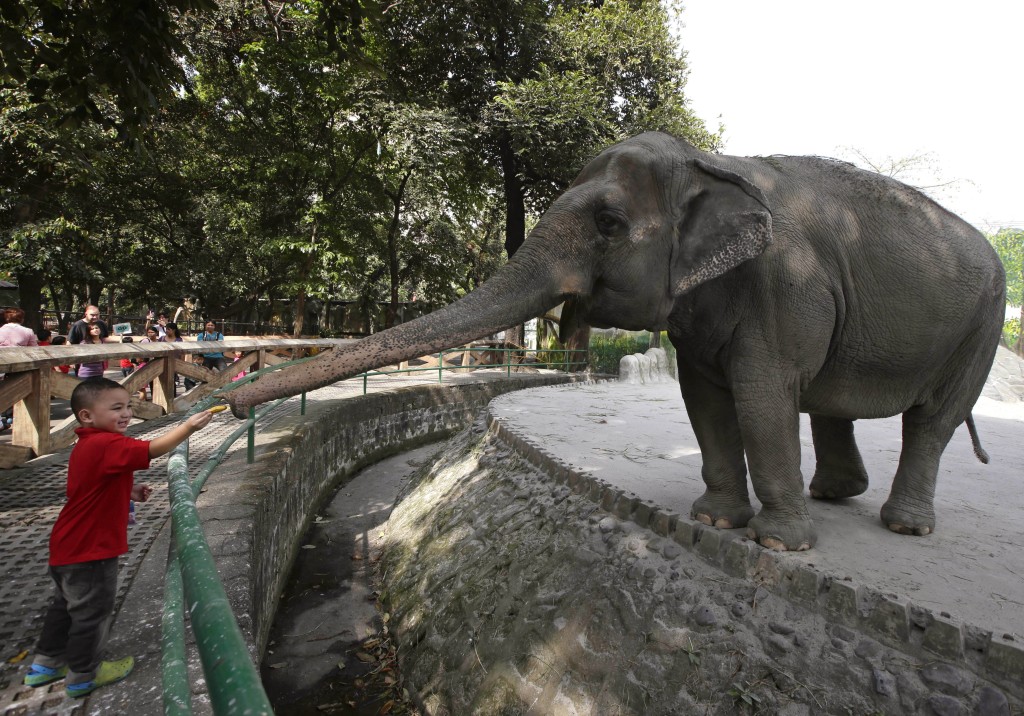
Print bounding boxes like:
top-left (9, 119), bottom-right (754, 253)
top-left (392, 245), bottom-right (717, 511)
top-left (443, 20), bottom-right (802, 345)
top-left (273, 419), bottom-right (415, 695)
top-left (230, 132), bottom-right (1006, 551)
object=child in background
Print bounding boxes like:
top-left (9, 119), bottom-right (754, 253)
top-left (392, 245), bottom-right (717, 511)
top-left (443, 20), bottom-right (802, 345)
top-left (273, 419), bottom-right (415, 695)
top-left (22, 378), bottom-right (213, 698)
top-left (119, 336), bottom-right (135, 377)
top-left (50, 336), bottom-right (71, 374)
top-left (231, 351), bottom-right (247, 381)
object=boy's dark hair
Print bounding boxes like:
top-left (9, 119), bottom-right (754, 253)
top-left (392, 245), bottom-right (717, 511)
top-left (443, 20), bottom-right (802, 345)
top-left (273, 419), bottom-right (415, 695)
top-left (50, 335), bottom-right (67, 345)
top-left (70, 377), bottom-right (127, 421)
top-left (36, 328), bottom-right (52, 341)
top-left (121, 335), bottom-right (133, 343)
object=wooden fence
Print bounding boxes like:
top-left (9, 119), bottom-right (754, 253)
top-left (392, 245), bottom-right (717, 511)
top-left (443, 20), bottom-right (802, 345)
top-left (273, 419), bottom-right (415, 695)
top-left (0, 338), bottom-right (346, 469)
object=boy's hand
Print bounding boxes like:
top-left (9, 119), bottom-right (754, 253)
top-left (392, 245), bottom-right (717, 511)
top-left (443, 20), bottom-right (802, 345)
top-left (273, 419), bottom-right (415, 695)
top-left (186, 410), bottom-right (214, 432)
top-left (132, 484), bottom-right (153, 502)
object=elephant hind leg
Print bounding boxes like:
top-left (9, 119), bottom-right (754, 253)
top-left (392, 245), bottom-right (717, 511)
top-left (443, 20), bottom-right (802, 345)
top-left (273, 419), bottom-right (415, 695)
top-left (880, 407), bottom-right (959, 536)
top-left (808, 415), bottom-right (869, 499)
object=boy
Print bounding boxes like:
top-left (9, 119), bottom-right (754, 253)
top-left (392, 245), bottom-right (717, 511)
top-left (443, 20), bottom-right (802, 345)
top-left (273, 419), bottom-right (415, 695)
top-left (23, 377), bottom-right (213, 698)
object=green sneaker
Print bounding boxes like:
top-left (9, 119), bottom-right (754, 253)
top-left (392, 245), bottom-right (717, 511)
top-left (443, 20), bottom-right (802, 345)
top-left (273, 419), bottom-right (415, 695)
top-left (23, 664), bottom-right (67, 687)
top-left (65, 657), bottom-right (134, 699)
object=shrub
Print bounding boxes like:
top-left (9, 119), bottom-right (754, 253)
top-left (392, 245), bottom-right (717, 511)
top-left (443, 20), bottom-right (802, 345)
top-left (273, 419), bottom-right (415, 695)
top-left (587, 331), bottom-right (674, 375)
top-left (1003, 318), bottom-right (1021, 353)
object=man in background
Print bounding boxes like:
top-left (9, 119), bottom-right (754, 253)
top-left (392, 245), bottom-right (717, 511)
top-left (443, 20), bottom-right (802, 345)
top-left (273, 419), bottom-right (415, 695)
top-left (67, 307), bottom-right (109, 344)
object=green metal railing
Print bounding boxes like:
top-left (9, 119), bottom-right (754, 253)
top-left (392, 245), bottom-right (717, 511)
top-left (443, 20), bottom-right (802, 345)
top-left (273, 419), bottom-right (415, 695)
top-left (359, 346), bottom-right (587, 393)
top-left (160, 347), bottom-right (583, 714)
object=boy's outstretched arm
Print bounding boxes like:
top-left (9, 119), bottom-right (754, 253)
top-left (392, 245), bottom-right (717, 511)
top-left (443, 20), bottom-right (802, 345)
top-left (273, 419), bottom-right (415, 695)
top-left (149, 410), bottom-right (214, 458)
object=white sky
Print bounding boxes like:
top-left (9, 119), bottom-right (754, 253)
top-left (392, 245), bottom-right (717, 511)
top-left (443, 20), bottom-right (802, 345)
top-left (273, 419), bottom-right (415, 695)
top-left (675, 1), bottom-right (1024, 231)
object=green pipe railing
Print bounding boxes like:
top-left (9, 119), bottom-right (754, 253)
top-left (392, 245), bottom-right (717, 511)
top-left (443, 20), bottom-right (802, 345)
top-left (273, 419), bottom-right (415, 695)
top-left (360, 346), bottom-right (588, 393)
top-left (160, 346), bottom-right (584, 714)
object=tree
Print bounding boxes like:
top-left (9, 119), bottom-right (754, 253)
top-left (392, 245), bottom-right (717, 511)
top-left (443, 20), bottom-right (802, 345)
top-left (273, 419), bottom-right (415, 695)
top-left (380, 0), bottom-right (719, 259)
top-left (838, 147), bottom-right (967, 210)
top-left (989, 228), bottom-right (1024, 354)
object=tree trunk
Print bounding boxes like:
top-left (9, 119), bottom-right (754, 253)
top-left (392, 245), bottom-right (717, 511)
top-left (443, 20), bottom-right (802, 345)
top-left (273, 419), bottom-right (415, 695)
top-left (385, 171), bottom-right (412, 329)
top-left (106, 287), bottom-right (116, 326)
top-left (293, 288), bottom-right (307, 338)
top-left (87, 280), bottom-right (102, 308)
top-left (1017, 303), bottom-right (1023, 356)
top-left (17, 268), bottom-right (44, 331)
top-left (499, 134), bottom-right (528, 348)
top-left (500, 137), bottom-right (527, 258)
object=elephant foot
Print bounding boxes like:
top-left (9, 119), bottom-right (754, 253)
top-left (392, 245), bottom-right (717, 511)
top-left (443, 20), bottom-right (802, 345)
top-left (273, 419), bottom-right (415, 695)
top-left (691, 492), bottom-right (754, 530)
top-left (880, 497), bottom-right (935, 537)
top-left (808, 468), bottom-right (868, 500)
top-left (745, 510), bottom-right (816, 552)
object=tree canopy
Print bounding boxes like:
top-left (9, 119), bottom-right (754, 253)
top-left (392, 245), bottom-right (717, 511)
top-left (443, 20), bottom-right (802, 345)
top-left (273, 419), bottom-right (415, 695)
top-left (1, 0), bottom-right (718, 336)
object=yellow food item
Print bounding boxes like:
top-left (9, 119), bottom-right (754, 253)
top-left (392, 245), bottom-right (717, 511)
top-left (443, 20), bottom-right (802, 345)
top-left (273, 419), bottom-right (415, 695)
top-left (207, 405), bottom-right (229, 414)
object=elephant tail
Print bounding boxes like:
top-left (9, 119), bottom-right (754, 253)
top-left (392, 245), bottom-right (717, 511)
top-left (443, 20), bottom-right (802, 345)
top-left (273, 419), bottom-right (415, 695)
top-left (965, 414), bottom-right (989, 464)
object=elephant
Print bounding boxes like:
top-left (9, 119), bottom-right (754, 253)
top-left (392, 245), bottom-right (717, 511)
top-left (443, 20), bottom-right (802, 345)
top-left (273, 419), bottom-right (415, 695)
top-left (229, 131), bottom-right (1006, 552)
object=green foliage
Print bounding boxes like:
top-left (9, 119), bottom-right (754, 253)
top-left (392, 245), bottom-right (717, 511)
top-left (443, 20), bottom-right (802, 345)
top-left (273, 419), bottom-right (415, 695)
top-left (988, 228), bottom-right (1023, 353)
top-left (728, 681), bottom-right (763, 710)
top-left (0, 0), bottom-right (216, 143)
top-left (989, 228), bottom-right (1024, 306)
top-left (1, 0), bottom-right (719, 337)
top-left (1004, 318), bottom-right (1020, 351)
top-left (587, 331), bottom-right (674, 375)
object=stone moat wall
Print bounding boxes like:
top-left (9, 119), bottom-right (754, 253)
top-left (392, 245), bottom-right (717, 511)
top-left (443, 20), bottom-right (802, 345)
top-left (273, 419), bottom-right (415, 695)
top-left (196, 374), bottom-right (590, 658)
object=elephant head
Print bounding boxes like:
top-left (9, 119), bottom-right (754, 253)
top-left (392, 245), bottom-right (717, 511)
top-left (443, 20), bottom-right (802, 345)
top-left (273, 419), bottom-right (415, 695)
top-left (228, 132), bottom-right (773, 413)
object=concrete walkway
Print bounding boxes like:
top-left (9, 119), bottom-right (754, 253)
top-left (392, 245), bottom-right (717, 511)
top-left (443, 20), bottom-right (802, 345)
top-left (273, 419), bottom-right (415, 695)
top-left (0, 369), bottom-right (541, 716)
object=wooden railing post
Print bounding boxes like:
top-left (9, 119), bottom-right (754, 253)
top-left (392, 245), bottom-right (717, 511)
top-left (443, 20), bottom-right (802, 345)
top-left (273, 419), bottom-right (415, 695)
top-left (151, 358), bottom-right (176, 414)
top-left (12, 367), bottom-right (52, 457)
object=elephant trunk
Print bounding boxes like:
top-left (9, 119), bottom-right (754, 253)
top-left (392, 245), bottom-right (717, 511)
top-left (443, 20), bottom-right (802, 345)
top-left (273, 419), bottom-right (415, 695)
top-left (227, 239), bottom-right (583, 413)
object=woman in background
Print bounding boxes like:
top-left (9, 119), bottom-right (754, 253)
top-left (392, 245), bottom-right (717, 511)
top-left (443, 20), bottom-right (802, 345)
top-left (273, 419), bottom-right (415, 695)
top-left (75, 323), bottom-right (109, 378)
top-left (0, 308), bottom-right (39, 347)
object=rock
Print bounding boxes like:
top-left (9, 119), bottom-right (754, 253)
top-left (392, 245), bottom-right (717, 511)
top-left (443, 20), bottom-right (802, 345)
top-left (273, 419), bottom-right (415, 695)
top-left (731, 602), bottom-right (750, 618)
top-left (976, 686), bottom-right (1010, 716)
top-left (598, 516), bottom-right (618, 533)
top-left (769, 621), bottom-right (795, 636)
top-left (928, 694), bottom-right (964, 716)
top-left (767, 634), bottom-right (793, 653)
top-left (832, 625), bottom-right (857, 642)
top-left (920, 663), bottom-right (972, 696)
top-left (872, 668), bottom-right (896, 698)
top-left (854, 639), bottom-right (882, 659)
top-left (691, 605), bottom-right (717, 627)
top-left (661, 541), bottom-right (682, 560)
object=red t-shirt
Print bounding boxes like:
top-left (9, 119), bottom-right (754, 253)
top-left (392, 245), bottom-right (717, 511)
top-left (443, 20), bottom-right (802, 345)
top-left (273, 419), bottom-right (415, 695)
top-left (49, 428), bottom-right (151, 566)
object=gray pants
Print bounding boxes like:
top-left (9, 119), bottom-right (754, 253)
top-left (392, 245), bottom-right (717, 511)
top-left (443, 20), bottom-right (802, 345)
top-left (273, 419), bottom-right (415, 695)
top-left (34, 558), bottom-right (118, 684)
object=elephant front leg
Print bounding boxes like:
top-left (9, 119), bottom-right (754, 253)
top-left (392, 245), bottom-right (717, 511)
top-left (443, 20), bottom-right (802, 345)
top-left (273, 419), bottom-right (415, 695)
top-left (735, 381), bottom-right (817, 551)
top-left (678, 365), bottom-right (754, 530)
top-left (808, 415), bottom-right (869, 499)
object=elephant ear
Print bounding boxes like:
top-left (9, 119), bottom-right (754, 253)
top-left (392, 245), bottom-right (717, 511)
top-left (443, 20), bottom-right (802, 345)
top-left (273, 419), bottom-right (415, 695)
top-left (670, 159), bottom-right (773, 296)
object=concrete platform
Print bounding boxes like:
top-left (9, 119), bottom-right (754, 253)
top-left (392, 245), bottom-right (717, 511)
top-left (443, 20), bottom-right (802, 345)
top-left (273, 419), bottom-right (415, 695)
top-left (489, 355), bottom-right (1024, 644)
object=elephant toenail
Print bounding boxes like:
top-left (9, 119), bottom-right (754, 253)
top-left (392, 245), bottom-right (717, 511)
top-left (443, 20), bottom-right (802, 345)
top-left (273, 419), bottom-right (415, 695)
top-left (696, 514), bottom-right (713, 526)
top-left (714, 518), bottom-right (733, 529)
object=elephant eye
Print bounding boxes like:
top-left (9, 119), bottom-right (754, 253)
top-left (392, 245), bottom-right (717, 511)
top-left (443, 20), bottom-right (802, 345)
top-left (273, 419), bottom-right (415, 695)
top-left (596, 210), bottom-right (625, 236)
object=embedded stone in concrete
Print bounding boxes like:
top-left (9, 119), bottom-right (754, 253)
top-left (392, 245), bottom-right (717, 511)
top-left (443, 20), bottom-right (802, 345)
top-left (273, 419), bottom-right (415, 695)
top-left (788, 565), bottom-right (823, 603)
top-left (866, 592), bottom-right (911, 643)
top-left (825, 580), bottom-right (861, 626)
top-left (673, 518), bottom-right (701, 548)
top-left (923, 616), bottom-right (966, 660)
top-left (985, 636), bottom-right (1024, 684)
